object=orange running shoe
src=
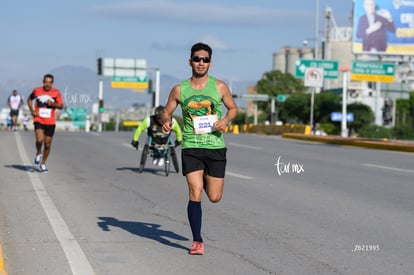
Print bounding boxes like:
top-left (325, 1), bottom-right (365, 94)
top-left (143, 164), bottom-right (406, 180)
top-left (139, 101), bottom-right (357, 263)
top-left (189, 241), bottom-right (204, 255)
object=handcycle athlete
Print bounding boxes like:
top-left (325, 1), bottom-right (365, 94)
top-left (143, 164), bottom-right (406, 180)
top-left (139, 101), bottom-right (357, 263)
top-left (131, 105), bottom-right (182, 175)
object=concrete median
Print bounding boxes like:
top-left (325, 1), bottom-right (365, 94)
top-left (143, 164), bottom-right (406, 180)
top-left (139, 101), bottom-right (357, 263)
top-left (282, 133), bottom-right (414, 153)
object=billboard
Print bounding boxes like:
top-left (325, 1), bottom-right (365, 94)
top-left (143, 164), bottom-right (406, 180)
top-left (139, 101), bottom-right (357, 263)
top-left (353, 0), bottom-right (414, 55)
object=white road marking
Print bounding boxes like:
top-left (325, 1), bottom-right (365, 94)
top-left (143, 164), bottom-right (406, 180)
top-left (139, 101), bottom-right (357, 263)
top-left (226, 171), bottom-right (253, 179)
top-left (363, 163), bottom-right (414, 174)
top-left (15, 132), bottom-right (95, 275)
top-left (227, 142), bottom-right (263, 151)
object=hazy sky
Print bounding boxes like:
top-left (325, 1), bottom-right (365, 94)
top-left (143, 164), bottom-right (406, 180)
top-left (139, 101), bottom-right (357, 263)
top-left (1, 0), bottom-right (353, 83)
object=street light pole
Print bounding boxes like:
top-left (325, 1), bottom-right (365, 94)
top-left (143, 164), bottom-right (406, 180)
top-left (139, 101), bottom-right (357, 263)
top-left (310, 0), bottom-right (320, 134)
top-left (315, 0), bottom-right (319, 60)
top-left (97, 79), bottom-right (103, 132)
top-left (340, 66), bottom-right (350, 137)
top-left (310, 88), bottom-right (315, 132)
top-left (154, 68), bottom-right (160, 108)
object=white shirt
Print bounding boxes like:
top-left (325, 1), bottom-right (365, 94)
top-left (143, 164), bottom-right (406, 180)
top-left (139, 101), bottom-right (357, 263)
top-left (8, 95), bottom-right (23, 110)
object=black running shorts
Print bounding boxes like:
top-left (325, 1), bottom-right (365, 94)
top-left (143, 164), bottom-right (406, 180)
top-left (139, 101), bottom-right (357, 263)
top-left (10, 109), bottom-right (19, 117)
top-left (34, 122), bottom-right (56, 137)
top-left (181, 148), bottom-right (227, 178)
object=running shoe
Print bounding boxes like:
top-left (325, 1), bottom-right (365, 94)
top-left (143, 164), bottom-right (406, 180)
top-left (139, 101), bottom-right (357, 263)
top-left (153, 158), bottom-right (159, 165)
top-left (189, 241), bottom-right (204, 255)
top-left (34, 154), bottom-right (42, 165)
top-left (39, 164), bottom-right (48, 173)
top-left (157, 158), bottom-right (165, 167)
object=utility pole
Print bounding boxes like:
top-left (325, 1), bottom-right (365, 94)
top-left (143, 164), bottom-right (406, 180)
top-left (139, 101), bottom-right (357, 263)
top-left (340, 66), bottom-right (350, 137)
top-left (315, 0), bottom-right (319, 60)
top-left (310, 0), bottom-right (320, 134)
top-left (154, 68), bottom-right (160, 108)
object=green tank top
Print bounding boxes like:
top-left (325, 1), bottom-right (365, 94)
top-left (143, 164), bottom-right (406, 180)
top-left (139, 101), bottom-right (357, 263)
top-left (180, 76), bottom-right (225, 149)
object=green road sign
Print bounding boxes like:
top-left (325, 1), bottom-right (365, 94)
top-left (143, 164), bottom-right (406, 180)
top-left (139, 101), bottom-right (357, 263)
top-left (67, 108), bottom-right (88, 127)
top-left (67, 107), bottom-right (88, 117)
top-left (111, 76), bottom-right (147, 82)
top-left (276, 94), bottom-right (289, 102)
top-left (351, 61), bottom-right (395, 83)
top-left (295, 59), bottom-right (339, 79)
top-left (73, 117), bottom-right (86, 127)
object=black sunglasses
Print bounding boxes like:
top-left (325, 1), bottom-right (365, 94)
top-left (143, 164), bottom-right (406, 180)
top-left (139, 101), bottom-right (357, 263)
top-left (191, 56), bottom-right (211, 63)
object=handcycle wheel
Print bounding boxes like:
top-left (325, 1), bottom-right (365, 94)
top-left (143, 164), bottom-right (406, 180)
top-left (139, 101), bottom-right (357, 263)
top-left (164, 155), bottom-right (171, 176)
top-left (139, 144), bottom-right (149, 173)
top-left (170, 146), bottom-right (179, 173)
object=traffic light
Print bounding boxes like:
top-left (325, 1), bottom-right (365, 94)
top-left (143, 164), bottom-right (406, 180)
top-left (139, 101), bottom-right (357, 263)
top-left (97, 58), bottom-right (103, 75)
top-left (99, 99), bottom-right (104, 113)
top-left (148, 79), bottom-right (153, 94)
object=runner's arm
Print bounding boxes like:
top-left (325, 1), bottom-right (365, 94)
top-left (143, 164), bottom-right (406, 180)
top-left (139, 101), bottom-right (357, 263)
top-left (214, 80), bottom-right (238, 132)
top-left (27, 94), bottom-right (37, 116)
top-left (172, 118), bottom-right (182, 142)
top-left (161, 84), bottom-right (180, 133)
top-left (133, 117), bottom-right (149, 141)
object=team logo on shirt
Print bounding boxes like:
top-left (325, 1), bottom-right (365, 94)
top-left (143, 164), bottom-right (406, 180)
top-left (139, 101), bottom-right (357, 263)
top-left (37, 95), bottom-right (55, 107)
top-left (184, 95), bottom-right (217, 120)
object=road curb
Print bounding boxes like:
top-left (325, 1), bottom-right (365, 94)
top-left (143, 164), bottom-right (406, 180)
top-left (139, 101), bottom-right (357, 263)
top-left (282, 133), bottom-right (414, 153)
top-left (0, 245), bottom-right (7, 275)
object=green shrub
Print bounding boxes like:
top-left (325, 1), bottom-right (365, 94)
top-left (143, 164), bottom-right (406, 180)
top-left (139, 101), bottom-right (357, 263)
top-left (233, 111), bottom-right (246, 125)
top-left (358, 125), bottom-right (393, 139)
top-left (393, 125), bottom-right (414, 140)
top-left (319, 122), bottom-right (339, 135)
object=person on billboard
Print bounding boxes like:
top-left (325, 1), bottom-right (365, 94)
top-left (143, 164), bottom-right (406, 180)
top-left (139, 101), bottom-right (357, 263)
top-left (356, 0), bottom-right (395, 52)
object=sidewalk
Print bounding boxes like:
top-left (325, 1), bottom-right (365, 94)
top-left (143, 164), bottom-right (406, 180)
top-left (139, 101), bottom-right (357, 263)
top-left (0, 132), bottom-right (20, 275)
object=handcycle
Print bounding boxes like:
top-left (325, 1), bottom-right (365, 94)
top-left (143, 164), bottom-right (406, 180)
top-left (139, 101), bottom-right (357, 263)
top-left (139, 136), bottom-right (179, 176)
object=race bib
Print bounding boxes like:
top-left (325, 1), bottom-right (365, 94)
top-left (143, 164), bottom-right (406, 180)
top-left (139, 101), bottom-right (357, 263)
top-left (39, 108), bottom-right (52, 118)
top-left (193, 114), bottom-right (218, 134)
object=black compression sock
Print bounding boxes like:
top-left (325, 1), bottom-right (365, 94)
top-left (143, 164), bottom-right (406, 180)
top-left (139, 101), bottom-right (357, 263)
top-left (187, 200), bottom-right (203, 242)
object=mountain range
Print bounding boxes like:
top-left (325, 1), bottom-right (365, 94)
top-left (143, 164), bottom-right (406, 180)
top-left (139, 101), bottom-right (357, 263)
top-left (1, 66), bottom-right (254, 112)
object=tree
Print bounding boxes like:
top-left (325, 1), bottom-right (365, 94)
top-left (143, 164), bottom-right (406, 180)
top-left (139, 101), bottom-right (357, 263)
top-left (256, 70), bottom-right (306, 97)
top-left (278, 92), bottom-right (341, 125)
top-left (278, 93), bottom-right (310, 123)
top-left (253, 70), bottom-right (379, 135)
top-left (393, 92), bottom-right (414, 139)
top-left (314, 92), bottom-right (341, 123)
top-left (396, 98), bottom-right (411, 126)
top-left (256, 70), bottom-right (306, 120)
top-left (347, 102), bottom-right (374, 134)
top-left (411, 92), bottom-right (414, 128)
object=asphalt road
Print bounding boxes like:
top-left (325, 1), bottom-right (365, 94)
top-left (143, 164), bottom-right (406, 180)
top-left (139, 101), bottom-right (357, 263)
top-left (1, 130), bottom-right (413, 275)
